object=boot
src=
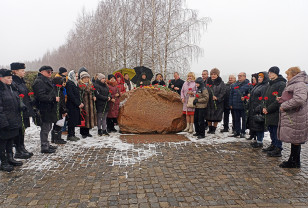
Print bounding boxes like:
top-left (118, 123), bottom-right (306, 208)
top-left (7, 152), bottom-right (23, 166)
top-left (98, 129), bottom-right (103, 136)
top-left (207, 126), bottom-right (213, 134)
top-left (280, 144), bottom-right (301, 168)
top-left (220, 128), bottom-right (228, 133)
top-left (267, 147), bottom-right (282, 157)
top-left (20, 145), bottom-right (33, 157)
top-left (14, 147), bottom-right (31, 159)
top-left (262, 144), bottom-right (275, 152)
top-left (183, 123), bottom-right (190, 132)
top-left (246, 135), bottom-right (256, 140)
top-left (52, 130), bottom-right (66, 144)
top-left (210, 127), bottom-right (216, 134)
top-left (188, 123), bottom-right (194, 133)
top-left (102, 130), bottom-right (109, 136)
top-left (0, 152), bottom-right (14, 172)
top-left (15, 134), bottom-right (33, 158)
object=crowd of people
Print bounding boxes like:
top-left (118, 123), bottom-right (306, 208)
top-left (0, 63), bottom-right (307, 172)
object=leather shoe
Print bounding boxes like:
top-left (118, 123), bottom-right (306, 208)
top-left (41, 148), bottom-right (56, 154)
top-left (49, 145), bottom-right (58, 150)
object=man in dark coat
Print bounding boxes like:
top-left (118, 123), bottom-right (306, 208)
top-left (202, 70), bottom-right (209, 84)
top-left (0, 69), bottom-right (23, 172)
top-left (229, 72), bottom-right (250, 138)
top-left (11, 62), bottom-right (34, 159)
top-left (262, 66), bottom-right (286, 157)
top-left (221, 75), bottom-right (236, 132)
top-left (32, 66), bottom-right (59, 153)
top-left (168, 72), bottom-right (184, 95)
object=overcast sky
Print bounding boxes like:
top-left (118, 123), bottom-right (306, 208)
top-left (0, 0), bottom-right (307, 77)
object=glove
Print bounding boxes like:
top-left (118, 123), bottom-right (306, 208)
top-left (20, 101), bottom-right (27, 112)
top-left (193, 99), bottom-right (198, 105)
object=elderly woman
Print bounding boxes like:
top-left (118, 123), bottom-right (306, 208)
top-left (205, 68), bottom-right (225, 134)
top-left (181, 72), bottom-right (196, 133)
top-left (78, 71), bottom-right (97, 138)
top-left (152, 73), bottom-right (166, 86)
top-left (277, 67), bottom-right (308, 168)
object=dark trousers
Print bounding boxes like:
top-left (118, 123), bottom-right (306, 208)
top-left (13, 128), bottom-right (24, 150)
top-left (194, 108), bottom-right (206, 136)
top-left (68, 126), bottom-right (75, 137)
top-left (268, 125), bottom-right (282, 149)
top-left (0, 138), bottom-right (13, 155)
top-left (223, 108), bottom-right (235, 130)
top-left (80, 128), bottom-right (90, 136)
top-left (233, 109), bottom-right (246, 134)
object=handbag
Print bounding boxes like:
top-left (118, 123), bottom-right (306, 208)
top-left (187, 96), bottom-right (195, 108)
top-left (77, 109), bottom-right (87, 127)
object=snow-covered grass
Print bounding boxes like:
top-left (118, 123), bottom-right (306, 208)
top-left (21, 120), bottom-right (271, 172)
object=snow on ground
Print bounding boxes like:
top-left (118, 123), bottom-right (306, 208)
top-left (21, 121), bottom-right (271, 172)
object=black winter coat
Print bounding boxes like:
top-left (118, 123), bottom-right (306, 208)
top-left (168, 78), bottom-right (185, 95)
top-left (229, 79), bottom-right (250, 110)
top-left (247, 72), bottom-right (269, 132)
top-left (32, 73), bottom-right (58, 123)
top-left (152, 80), bottom-right (166, 86)
top-left (94, 81), bottom-right (110, 114)
top-left (263, 75), bottom-right (286, 126)
top-left (0, 82), bottom-right (22, 139)
top-left (205, 77), bottom-right (226, 122)
top-left (66, 80), bottom-right (81, 127)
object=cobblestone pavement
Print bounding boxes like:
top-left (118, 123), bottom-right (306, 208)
top-left (0, 134), bottom-right (308, 208)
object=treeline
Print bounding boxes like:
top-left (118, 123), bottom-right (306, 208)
top-left (25, 0), bottom-right (210, 78)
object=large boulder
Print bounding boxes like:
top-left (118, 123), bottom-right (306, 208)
top-left (118, 87), bottom-right (186, 134)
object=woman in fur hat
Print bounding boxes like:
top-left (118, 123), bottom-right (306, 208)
top-left (78, 71), bottom-right (97, 138)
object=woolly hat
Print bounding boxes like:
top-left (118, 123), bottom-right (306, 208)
top-left (80, 71), bottom-right (90, 79)
top-left (268, 66), bottom-right (280, 75)
top-left (10, 62), bottom-right (25, 70)
top-left (59, 67), bottom-right (67, 75)
top-left (258, 72), bottom-right (264, 78)
top-left (39, 65), bottom-right (53, 72)
top-left (97, 73), bottom-right (105, 81)
top-left (108, 74), bottom-right (116, 80)
top-left (0, 69), bottom-right (13, 77)
top-left (195, 77), bottom-right (205, 89)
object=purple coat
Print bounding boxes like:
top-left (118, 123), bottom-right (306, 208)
top-left (181, 81), bottom-right (196, 112)
top-left (278, 71), bottom-right (308, 144)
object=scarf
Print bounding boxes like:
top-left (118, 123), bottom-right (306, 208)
top-left (68, 71), bottom-right (77, 86)
top-left (124, 78), bottom-right (131, 90)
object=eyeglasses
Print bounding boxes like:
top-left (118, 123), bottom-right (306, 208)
top-left (44, 70), bottom-right (52, 74)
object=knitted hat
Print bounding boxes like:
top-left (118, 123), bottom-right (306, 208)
top-left (80, 71), bottom-right (90, 79)
top-left (59, 67), bottom-right (67, 75)
top-left (39, 65), bottom-right (53, 72)
top-left (258, 73), bottom-right (264, 78)
top-left (10, 62), bottom-right (25, 70)
top-left (108, 74), bottom-right (116, 80)
top-left (97, 73), bottom-right (105, 81)
top-left (268, 66), bottom-right (280, 75)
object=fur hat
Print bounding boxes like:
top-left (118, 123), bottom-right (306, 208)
top-left (39, 65), bottom-right (53, 72)
top-left (80, 71), bottom-right (90, 79)
top-left (0, 69), bottom-right (13, 77)
top-left (268, 66), bottom-right (280, 75)
top-left (210, 68), bottom-right (220, 76)
top-left (10, 62), bottom-right (25, 70)
top-left (97, 73), bottom-right (105, 81)
top-left (59, 67), bottom-right (67, 75)
top-left (108, 74), bottom-right (116, 80)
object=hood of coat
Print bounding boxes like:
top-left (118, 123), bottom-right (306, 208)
top-left (207, 76), bottom-right (222, 86)
top-left (287, 71), bottom-right (308, 86)
top-left (269, 75), bottom-right (286, 86)
top-left (114, 72), bottom-right (124, 84)
top-left (256, 71), bottom-right (269, 86)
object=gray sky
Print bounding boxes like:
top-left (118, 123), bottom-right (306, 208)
top-left (1, 0), bottom-right (307, 77)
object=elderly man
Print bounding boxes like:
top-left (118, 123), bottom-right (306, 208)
top-left (32, 66), bottom-right (59, 153)
top-left (202, 70), bottom-right (209, 84)
top-left (221, 75), bottom-right (236, 132)
top-left (229, 72), bottom-right (250, 138)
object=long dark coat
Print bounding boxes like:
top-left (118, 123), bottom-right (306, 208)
top-left (94, 81), bottom-right (110, 114)
top-left (0, 82), bottom-right (22, 139)
top-left (136, 78), bottom-right (151, 87)
top-left (263, 75), bottom-right (287, 126)
top-left (66, 80), bottom-right (81, 127)
top-left (107, 81), bottom-right (121, 118)
top-left (52, 77), bottom-right (67, 118)
top-left (247, 72), bottom-right (269, 132)
top-left (78, 80), bottom-right (97, 128)
top-left (205, 77), bottom-right (226, 122)
top-left (12, 75), bottom-right (34, 128)
top-left (168, 78), bottom-right (185, 95)
top-left (32, 73), bottom-right (58, 123)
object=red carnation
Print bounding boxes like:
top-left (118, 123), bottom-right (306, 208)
top-left (134, 87), bottom-right (136, 89)
top-left (169, 80), bottom-right (171, 83)
top-left (79, 85), bottom-right (83, 88)
top-left (258, 97), bottom-right (263, 101)
top-left (209, 85), bottom-right (212, 87)
top-left (19, 94), bottom-right (25, 98)
top-left (150, 84), bottom-right (152, 87)
top-left (188, 88), bottom-right (192, 91)
top-left (272, 91), bottom-right (278, 96)
top-left (234, 86), bottom-right (239, 89)
top-left (109, 90), bottom-right (112, 93)
top-left (206, 84), bottom-right (209, 87)
top-left (28, 92), bottom-right (34, 96)
top-left (252, 83), bottom-right (256, 86)
top-left (117, 85), bottom-right (121, 88)
top-left (140, 85), bottom-right (143, 88)
top-left (196, 94), bottom-right (200, 98)
top-left (163, 85), bottom-right (166, 87)
top-left (264, 97), bottom-right (268, 100)
top-left (248, 83), bottom-right (252, 86)
top-left (92, 88), bottom-right (96, 90)
top-left (244, 96), bottom-right (249, 100)
top-left (56, 84), bottom-right (62, 88)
